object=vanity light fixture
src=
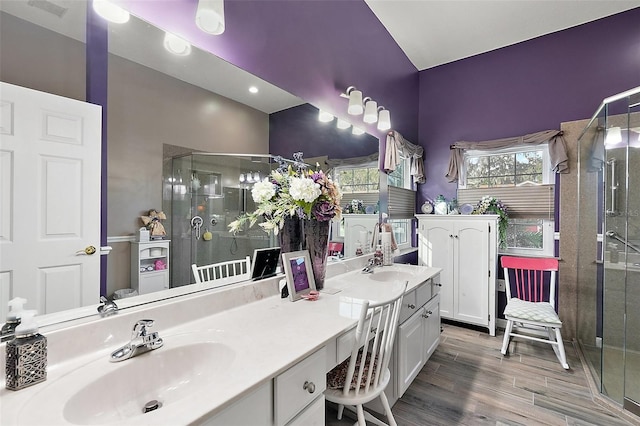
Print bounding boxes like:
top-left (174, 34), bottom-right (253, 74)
top-left (336, 118), bottom-right (351, 130)
top-left (196, 0), bottom-right (225, 35)
top-left (344, 86), bottom-right (363, 115)
top-left (605, 126), bottom-right (622, 147)
top-left (352, 126), bottom-right (365, 136)
top-left (377, 107), bottom-right (391, 131)
top-left (163, 32), bottom-right (192, 56)
top-left (248, 86), bottom-right (259, 94)
top-left (318, 110), bottom-right (334, 122)
top-left (92, 0), bottom-right (130, 24)
top-left (363, 98), bottom-right (378, 124)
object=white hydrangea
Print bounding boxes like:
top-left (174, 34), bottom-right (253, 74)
top-left (251, 179), bottom-right (276, 204)
top-left (289, 177), bottom-right (321, 203)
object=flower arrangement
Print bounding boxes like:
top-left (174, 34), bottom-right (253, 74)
top-left (228, 154), bottom-right (342, 235)
top-left (473, 196), bottom-right (508, 248)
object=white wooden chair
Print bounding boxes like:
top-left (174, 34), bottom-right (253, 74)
top-left (501, 256), bottom-right (569, 369)
top-left (191, 256), bottom-right (251, 288)
top-left (325, 282), bottom-right (408, 426)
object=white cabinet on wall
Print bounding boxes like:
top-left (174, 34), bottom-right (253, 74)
top-left (342, 214), bottom-right (379, 258)
top-left (416, 215), bottom-right (497, 336)
top-left (131, 240), bottom-right (170, 295)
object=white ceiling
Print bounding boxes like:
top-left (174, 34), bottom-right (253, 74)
top-left (365, 0), bottom-right (640, 70)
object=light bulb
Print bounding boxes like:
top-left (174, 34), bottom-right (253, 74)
top-left (239, 173), bottom-right (245, 183)
top-left (196, 0), bottom-right (225, 35)
top-left (352, 126), bottom-right (365, 135)
top-left (363, 100), bottom-right (378, 123)
top-left (377, 109), bottom-right (391, 131)
top-left (347, 89), bottom-right (363, 115)
top-left (337, 119), bottom-right (351, 130)
top-left (163, 32), bottom-right (192, 56)
top-left (318, 110), bottom-right (334, 122)
top-left (92, 0), bottom-right (130, 24)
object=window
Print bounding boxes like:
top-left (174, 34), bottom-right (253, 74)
top-left (335, 165), bottom-right (379, 193)
top-left (387, 155), bottom-right (414, 250)
top-left (459, 145), bottom-right (555, 256)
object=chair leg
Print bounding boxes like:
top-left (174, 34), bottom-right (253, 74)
top-left (501, 320), bottom-right (513, 355)
top-left (337, 404), bottom-right (344, 420)
top-left (553, 327), bottom-right (569, 369)
top-left (380, 391), bottom-right (397, 426)
top-left (356, 404), bottom-right (366, 426)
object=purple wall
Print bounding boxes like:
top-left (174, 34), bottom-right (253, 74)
top-left (121, 0), bottom-right (419, 142)
top-left (270, 103), bottom-right (379, 159)
top-left (418, 8), bottom-right (640, 203)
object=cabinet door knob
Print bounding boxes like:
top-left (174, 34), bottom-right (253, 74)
top-left (426, 310), bottom-right (433, 315)
top-left (434, 283), bottom-right (443, 287)
top-left (422, 313), bottom-right (430, 318)
top-left (449, 234), bottom-right (453, 238)
top-left (407, 303), bottom-right (416, 309)
top-left (454, 235), bottom-right (459, 239)
top-left (303, 381), bottom-right (316, 394)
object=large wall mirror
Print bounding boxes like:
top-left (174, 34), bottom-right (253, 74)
top-left (0, 2), bottom-right (380, 324)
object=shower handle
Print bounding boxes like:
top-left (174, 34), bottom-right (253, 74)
top-left (190, 216), bottom-right (203, 240)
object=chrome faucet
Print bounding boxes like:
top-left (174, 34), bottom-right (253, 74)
top-left (362, 258), bottom-right (377, 274)
top-left (110, 319), bottom-right (163, 362)
top-left (97, 295), bottom-right (118, 317)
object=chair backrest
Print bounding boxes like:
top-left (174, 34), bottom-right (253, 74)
top-left (328, 241), bottom-right (344, 256)
top-left (191, 256), bottom-right (251, 287)
top-left (501, 256), bottom-right (558, 305)
top-left (342, 282), bottom-right (408, 397)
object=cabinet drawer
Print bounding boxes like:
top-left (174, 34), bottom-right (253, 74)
top-left (399, 290), bottom-right (417, 324)
top-left (415, 282), bottom-right (431, 308)
top-left (274, 347), bottom-right (326, 426)
top-left (286, 395), bottom-right (325, 426)
top-left (431, 273), bottom-right (442, 296)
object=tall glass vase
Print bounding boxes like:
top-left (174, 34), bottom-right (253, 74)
top-left (303, 219), bottom-right (330, 290)
top-left (278, 216), bottom-right (304, 264)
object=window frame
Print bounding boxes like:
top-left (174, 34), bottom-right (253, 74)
top-left (458, 144), bottom-right (555, 256)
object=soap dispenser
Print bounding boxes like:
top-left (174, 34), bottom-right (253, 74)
top-left (6, 310), bottom-right (47, 391)
top-left (1, 297), bottom-right (27, 342)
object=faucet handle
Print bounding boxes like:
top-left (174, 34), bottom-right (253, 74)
top-left (132, 319), bottom-right (155, 338)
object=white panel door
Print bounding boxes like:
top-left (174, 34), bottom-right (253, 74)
top-left (0, 82), bottom-right (101, 316)
top-left (419, 222), bottom-right (454, 318)
top-left (453, 221), bottom-right (489, 325)
top-left (396, 309), bottom-right (425, 398)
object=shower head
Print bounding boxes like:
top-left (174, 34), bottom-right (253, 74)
top-left (605, 231), bottom-right (618, 238)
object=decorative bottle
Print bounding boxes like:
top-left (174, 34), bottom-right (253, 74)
top-left (5, 310), bottom-right (47, 391)
top-left (1, 297), bottom-right (26, 343)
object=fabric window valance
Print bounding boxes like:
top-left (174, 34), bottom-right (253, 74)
top-left (446, 129), bottom-right (569, 183)
top-left (384, 131), bottom-right (426, 184)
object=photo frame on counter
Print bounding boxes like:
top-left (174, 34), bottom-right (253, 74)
top-left (282, 250), bottom-right (316, 301)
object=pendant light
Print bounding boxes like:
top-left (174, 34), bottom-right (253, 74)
top-left (196, 0), bottom-right (225, 35)
top-left (363, 98), bottom-right (378, 124)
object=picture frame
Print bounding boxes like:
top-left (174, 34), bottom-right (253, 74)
top-left (282, 250), bottom-right (316, 301)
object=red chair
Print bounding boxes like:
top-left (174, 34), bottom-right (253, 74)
top-left (500, 256), bottom-right (569, 369)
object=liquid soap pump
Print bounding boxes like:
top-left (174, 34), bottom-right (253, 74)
top-left (1, 297), bottom-right (27, 342)
top-left (6, 310), bottom-right (47, 391)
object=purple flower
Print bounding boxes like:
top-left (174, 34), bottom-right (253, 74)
top-left (311, 171), bottom-right (324, 183)
top-left (312, 201), bottom-right (336, 221)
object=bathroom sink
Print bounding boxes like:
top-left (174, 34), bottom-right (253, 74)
top-left (17, 334), bottom-right (235, 425)
top-left (366, 270), bottom-right (415, 283)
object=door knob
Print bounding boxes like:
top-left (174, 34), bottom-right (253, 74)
top-left (76, 246), bottom-right (97, 255)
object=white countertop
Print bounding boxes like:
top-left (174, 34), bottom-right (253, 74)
top-left (0, 263), bottom-right (440, 425)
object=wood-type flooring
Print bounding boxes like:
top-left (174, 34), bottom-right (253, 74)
top-left (326, 322), bottom-right (638, 426)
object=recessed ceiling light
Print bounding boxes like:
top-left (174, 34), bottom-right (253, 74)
top-left (249, 86), bottom-right (259, 94)
top-left (318, 110), bottom-right (334, 122)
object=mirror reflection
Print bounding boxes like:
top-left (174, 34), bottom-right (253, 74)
top-left (0, 3), bottom-right (381, 323)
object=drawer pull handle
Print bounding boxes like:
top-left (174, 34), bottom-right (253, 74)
top-left (434, 283), bottom-right (443, 287)
top-left (422, 313), bottom-right (430, 318)
top-left (370, 327), bottom-right (377, 334)
top-left (407, 304), bottom-right (416, 309)
top-left (303, 381), bottom-right (316, 394)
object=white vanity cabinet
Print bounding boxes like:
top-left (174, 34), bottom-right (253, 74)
top-left (396, 287), bottom-right (440, 398)
top-left (416, 215), bottom-right (497, 336)
top-left (130, 240), bottom-right (170, 295)
top-left (342, 214), bottom-right (379, 257)
top-left (275, 347), bottom-right (326, 426)
top-left (206, 347), bottom-right (326, 426)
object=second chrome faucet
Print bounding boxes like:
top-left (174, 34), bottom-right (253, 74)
top-left (110, 319), bottom-right (163, 362)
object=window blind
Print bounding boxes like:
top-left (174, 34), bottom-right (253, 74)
top-left (388, 186), bottom-right (416, 219)
top-left (457, 184), bottom-right (554, 219)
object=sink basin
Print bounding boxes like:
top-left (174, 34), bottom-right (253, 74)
top-left (366, 270), bottom-right (415, 283)
top-left (17, 333), bottom-right (235, 425)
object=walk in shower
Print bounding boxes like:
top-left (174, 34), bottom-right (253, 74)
top-left (163, 153), bottom-right (284, 287)
top-left (577, 86), bottom-right (640, 416)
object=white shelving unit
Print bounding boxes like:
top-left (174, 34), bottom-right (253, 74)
top-left (131, 240), bottom-right (170, 295)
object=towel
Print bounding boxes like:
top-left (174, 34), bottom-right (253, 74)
top-left (371, 223), bottom-right (398, 251)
